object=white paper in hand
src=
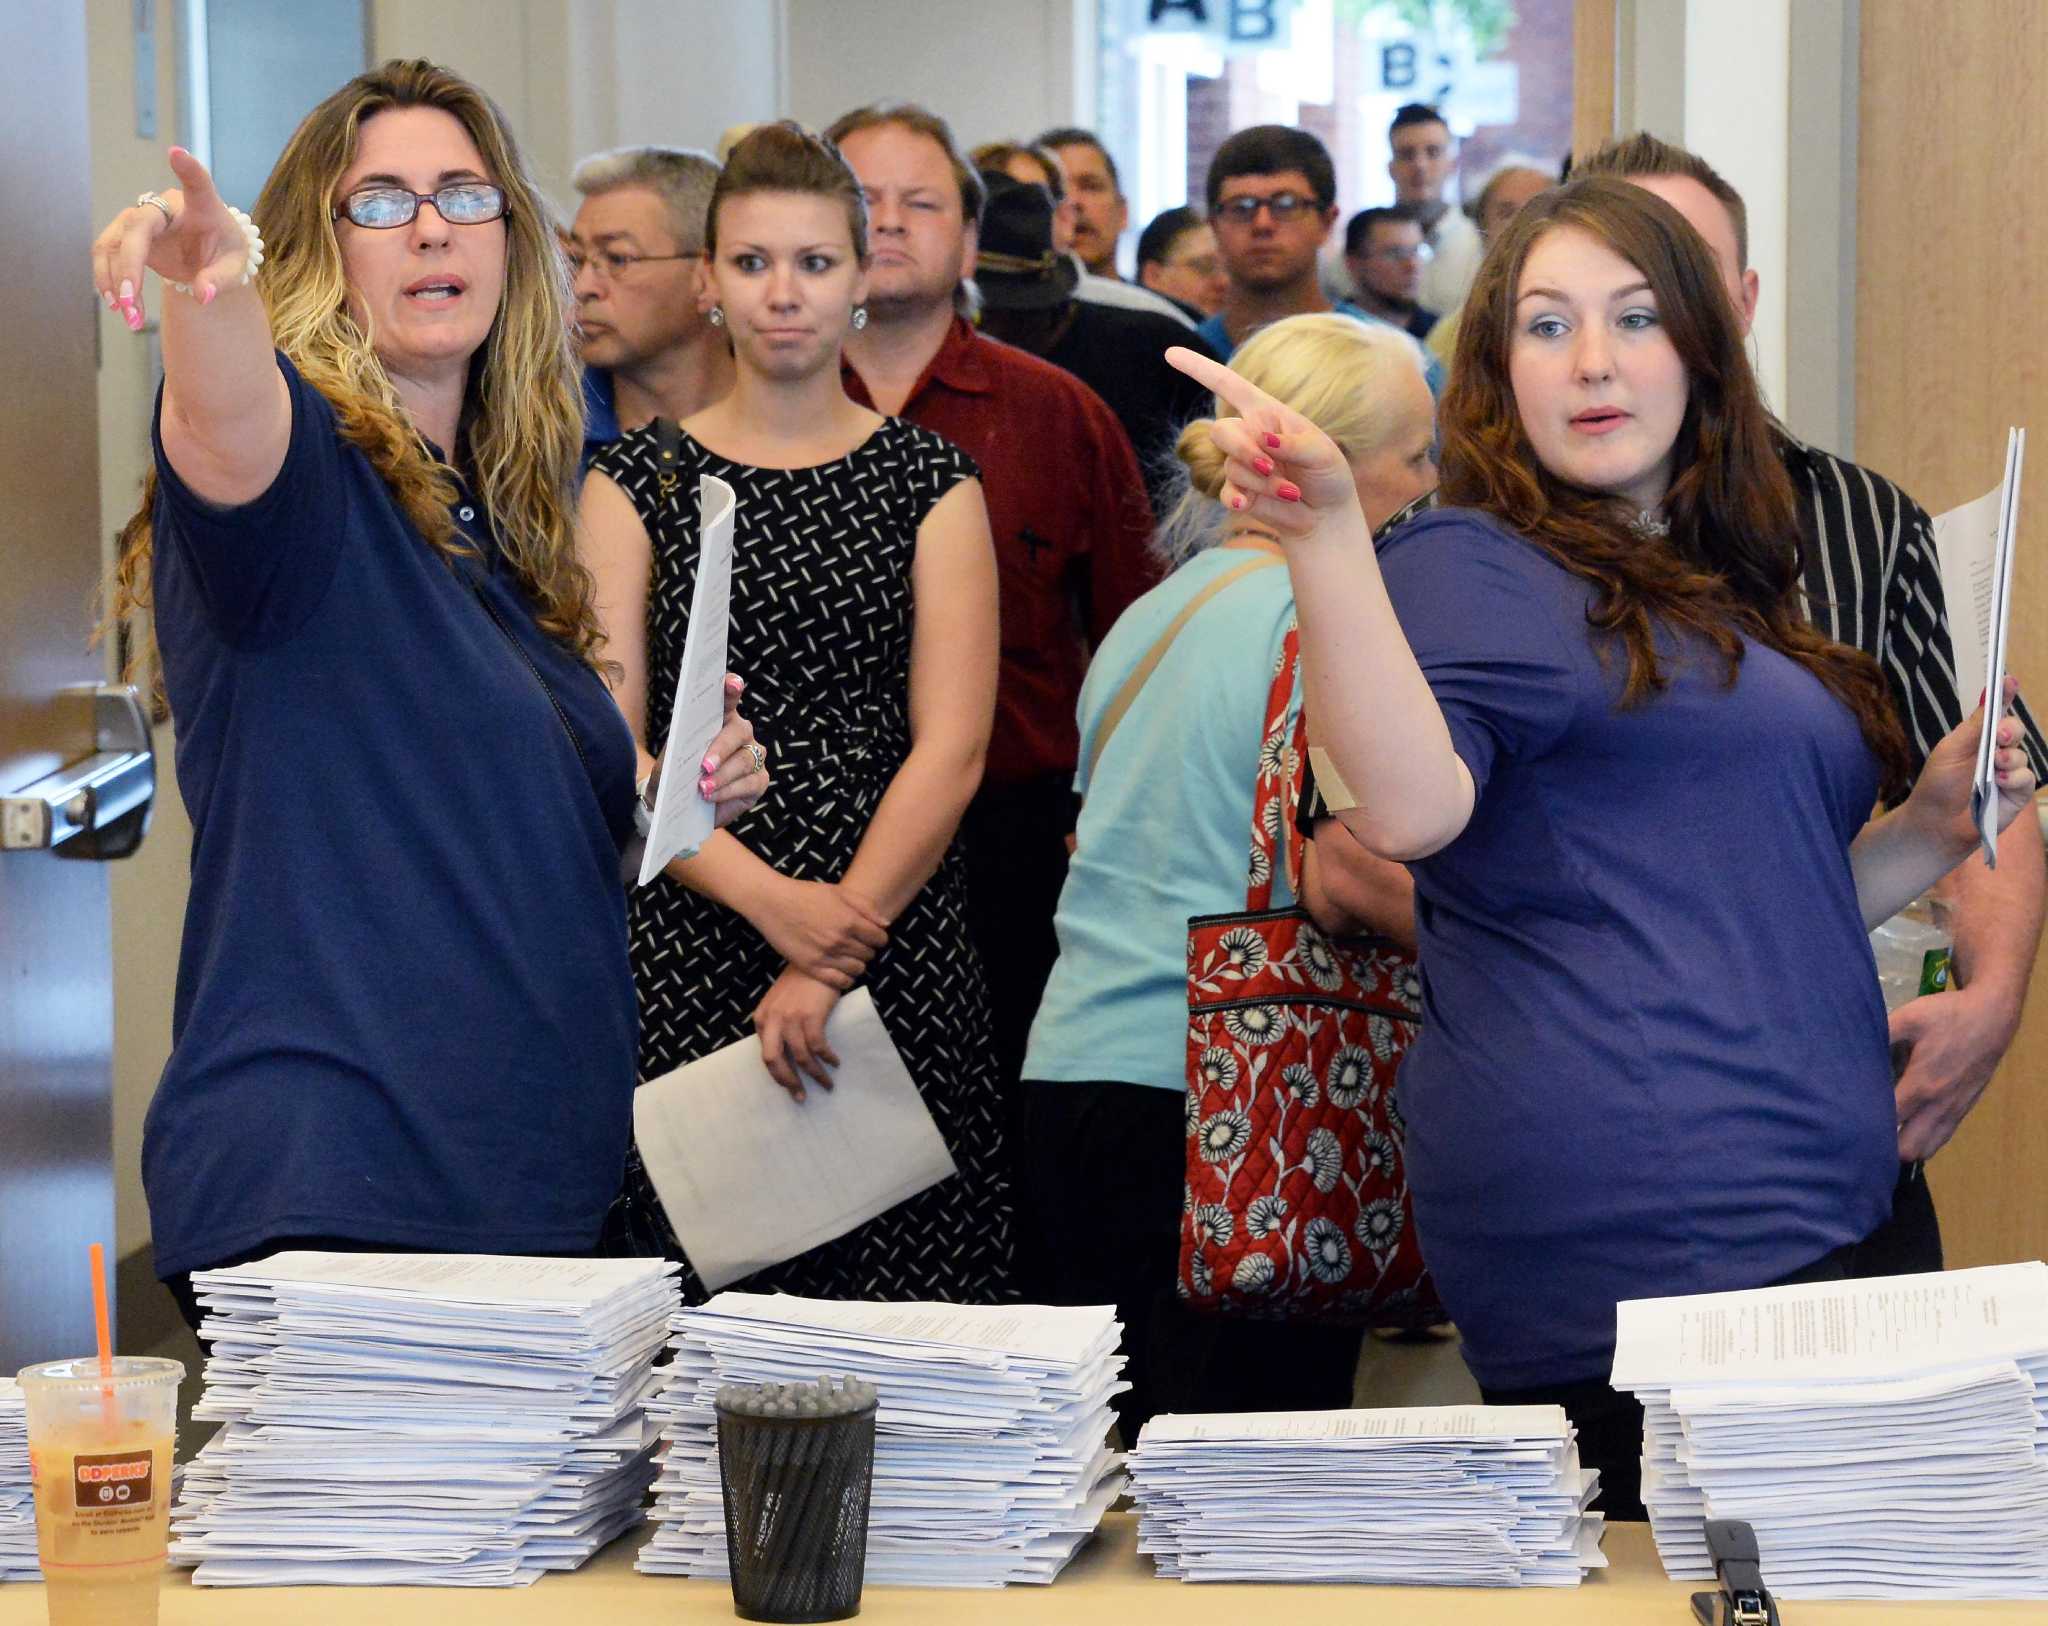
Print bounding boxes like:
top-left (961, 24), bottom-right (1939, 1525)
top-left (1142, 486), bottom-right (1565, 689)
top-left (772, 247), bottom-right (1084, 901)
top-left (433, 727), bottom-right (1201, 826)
top-left (1932, 479), bottom-right (2004, 712)
top-left (639, 474), bottom-right (737, 885)
top-left (631, 988), bottom-right (957, 1289)
top-left (1972, 428), bottom-right (2024, 866)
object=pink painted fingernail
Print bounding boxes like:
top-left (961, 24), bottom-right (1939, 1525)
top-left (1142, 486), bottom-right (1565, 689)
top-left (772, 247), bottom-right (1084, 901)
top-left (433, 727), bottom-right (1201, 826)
top-left (118, 280), bottom-right (134, 303)
top-left (701, 754), bottom-right (717, 772)
top-left (1253, 455), bottom-right (1274, 477)
top-left (101, 289), bottom-right (115, 310)
top-left (726, 674), bottom-right (745, 692)
top-left (200, 284), bottom-right (216, 306)
top-left (125, 307), bottom-right (143, 332)
top-left (1264, 432), bottom-right (1283, 450)
top-left (1276, 481), bottom-right (1302, 503)
top-left (1230, 494), bottom-right (1247, 510)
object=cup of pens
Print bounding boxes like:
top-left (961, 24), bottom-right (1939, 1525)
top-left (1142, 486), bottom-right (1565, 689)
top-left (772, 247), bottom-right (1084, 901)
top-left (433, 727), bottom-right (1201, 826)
top-left (715, 1376), bottom-right (878, 1623)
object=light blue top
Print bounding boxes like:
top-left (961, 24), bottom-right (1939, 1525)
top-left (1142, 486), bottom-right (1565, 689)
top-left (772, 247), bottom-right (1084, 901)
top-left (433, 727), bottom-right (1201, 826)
top-left (1023, 546), bottom-right (1299, 1090)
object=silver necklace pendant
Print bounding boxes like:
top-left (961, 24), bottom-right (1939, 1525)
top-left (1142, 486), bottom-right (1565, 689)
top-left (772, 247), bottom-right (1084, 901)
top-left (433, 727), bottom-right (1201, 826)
top-left (1628, 507), bottom-right (1670, 539)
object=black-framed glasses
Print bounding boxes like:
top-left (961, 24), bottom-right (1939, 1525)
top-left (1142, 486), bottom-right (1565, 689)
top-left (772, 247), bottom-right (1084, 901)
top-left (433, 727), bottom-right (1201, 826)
top-left (1214, 190), bottom-right (1316, 225)
top-left (564, 246), bottom-right (703, 279)
top-left (332, 182), bottom-right (507, 229)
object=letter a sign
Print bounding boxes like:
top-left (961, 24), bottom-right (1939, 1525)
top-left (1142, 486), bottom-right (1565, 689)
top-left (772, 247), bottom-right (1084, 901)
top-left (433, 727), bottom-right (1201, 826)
top-left (1136, 0), bottom-right (1296, 52)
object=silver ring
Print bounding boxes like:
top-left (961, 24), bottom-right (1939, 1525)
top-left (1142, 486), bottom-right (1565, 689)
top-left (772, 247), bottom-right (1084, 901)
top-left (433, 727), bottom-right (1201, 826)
top-left (747, 741), bottom-right (767, 774)
top-left (136, 191), bottom-right (173, 227)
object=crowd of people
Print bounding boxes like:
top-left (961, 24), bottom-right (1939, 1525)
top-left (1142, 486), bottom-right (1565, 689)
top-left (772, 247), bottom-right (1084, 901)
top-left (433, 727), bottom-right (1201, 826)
top-left (92, 61), bottom-right (2045, 1522)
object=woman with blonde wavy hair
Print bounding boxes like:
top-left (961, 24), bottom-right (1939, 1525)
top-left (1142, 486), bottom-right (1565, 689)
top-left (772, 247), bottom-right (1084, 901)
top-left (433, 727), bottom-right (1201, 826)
top-left (1019, 312), bottom-right (1438, 1438)
top-left (90, 59), bottom-right (764, 1328)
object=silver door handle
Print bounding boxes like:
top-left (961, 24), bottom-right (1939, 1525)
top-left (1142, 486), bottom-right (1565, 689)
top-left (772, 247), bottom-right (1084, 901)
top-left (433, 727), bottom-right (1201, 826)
top-left (1, 685), bottom-right (155, 858)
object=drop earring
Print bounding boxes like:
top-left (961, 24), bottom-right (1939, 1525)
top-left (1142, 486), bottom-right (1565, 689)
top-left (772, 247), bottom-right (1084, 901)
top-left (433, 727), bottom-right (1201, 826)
top-left (851, 306), bottom-right (868, 332)
top-left (707, 306), bottom-right (725, 327)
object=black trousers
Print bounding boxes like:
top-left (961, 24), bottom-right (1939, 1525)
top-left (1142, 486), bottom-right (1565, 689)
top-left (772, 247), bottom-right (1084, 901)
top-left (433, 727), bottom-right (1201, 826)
top-left (1482, 1179), bottom-right (1934, 1522)
top-left (958, 773), bottom-right (1077, 1083)
top-left (1855, 1161), bottom-right (1944, 1274)
top-left (1021, 1079), bottom-right (1364, 1445)
top-left (959, 773), bottom-right (1082, 1289)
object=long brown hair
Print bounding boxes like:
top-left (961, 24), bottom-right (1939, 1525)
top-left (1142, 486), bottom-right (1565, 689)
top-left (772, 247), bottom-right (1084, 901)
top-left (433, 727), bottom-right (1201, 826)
top-left (106, 58), bottom-right (601, 694)
top-left (1439, 176), bottom-right (1908, 797)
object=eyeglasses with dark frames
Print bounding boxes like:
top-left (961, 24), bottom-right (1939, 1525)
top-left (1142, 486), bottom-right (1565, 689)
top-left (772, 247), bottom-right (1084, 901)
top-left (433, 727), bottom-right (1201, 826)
top-left (564, 246), bottom-right (704, 279)
top-left (1214, 190), bottom-right (1317, 225)
top-left (332, 182), bottom-right (508, 230)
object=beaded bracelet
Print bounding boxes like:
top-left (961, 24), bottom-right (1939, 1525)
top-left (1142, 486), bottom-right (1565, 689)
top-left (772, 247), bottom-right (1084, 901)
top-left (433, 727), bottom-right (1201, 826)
top-left (164, 204), bottom-right (265, 297)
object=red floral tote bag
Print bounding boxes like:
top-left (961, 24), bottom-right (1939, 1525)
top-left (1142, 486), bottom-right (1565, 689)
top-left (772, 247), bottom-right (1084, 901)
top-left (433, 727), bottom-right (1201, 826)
top-left (1179, 624), bottom-right (1444, 1326)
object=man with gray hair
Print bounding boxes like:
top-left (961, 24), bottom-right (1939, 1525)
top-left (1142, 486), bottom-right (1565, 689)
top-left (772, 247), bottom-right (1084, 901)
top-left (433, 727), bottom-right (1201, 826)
top-left (568, 145), bottom-right (734, 466)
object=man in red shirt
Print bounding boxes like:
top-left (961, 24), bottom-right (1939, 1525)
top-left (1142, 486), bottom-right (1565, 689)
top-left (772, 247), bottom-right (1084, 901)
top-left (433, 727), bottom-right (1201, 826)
top-left (826, 101), bottom-right (1158, 1160)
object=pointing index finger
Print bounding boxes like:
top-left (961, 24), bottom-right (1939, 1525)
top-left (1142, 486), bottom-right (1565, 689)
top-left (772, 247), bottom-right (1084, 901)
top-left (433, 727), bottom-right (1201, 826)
top-left (1165, 345), bottom-right (1278, 422)
top-left (166, 145), bottom-right (217, 205)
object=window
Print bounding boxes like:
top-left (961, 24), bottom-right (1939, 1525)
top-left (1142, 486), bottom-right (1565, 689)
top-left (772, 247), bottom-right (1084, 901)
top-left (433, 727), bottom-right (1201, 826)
top-left (181, 0), bottom-right (367, 207)
top-left (1096, 0), bottom-right (1572, 270)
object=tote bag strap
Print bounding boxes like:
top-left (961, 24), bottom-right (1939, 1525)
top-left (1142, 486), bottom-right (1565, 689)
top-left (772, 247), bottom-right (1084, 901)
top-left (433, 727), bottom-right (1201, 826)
top-left (1245, 620), bottom-right (1303, 912)
top-left (1084, 553), bottom-right (1283, 786)
top-left (651, 416), bottom-right (687, 510)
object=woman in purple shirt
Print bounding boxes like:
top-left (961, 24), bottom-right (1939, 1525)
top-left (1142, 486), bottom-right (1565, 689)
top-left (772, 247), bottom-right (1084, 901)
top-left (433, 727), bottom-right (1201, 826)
top-left (1169, 178), bottom-right (2036, 1515)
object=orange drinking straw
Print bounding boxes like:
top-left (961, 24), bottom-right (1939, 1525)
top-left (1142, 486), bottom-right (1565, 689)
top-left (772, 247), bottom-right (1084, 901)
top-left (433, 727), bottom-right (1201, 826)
top-left (89, 1243), bottom-right (116, 1425)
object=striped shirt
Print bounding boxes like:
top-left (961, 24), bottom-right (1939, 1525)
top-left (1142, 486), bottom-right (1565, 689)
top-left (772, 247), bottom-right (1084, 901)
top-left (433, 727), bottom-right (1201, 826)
top-left (1780, 432), bottom-right (2047, 778)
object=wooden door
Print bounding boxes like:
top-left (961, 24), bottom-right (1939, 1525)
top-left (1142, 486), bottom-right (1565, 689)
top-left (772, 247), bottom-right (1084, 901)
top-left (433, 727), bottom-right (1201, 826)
top-left (1858, 0), bottom-right (2048, 1267)
top-left (0, 4), bottom-right (117, 1368)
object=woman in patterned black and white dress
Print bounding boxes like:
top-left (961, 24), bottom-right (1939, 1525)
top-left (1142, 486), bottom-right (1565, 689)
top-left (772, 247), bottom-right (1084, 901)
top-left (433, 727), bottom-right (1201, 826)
top-left (580, 122), bottom-right (1011, 1303)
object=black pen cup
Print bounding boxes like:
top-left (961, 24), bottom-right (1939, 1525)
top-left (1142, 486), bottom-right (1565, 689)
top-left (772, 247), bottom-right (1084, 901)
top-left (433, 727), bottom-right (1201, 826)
top-left (715, 1392), bottom-right (877, 1622)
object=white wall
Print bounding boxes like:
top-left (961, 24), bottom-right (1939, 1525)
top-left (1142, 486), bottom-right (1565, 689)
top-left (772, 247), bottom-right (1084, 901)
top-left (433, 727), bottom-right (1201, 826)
top-left (1682, 0), bottom-right (1789, 415)
top-left (372, 0), bottom-right (786, 208)
top-left (785, 0), bottom-right (1086, 148)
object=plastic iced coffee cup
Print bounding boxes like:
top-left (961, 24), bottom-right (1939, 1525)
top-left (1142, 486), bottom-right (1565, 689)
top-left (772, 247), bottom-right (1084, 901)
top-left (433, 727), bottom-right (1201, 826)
top-left (16, 1357), bottom-right (182, 1626)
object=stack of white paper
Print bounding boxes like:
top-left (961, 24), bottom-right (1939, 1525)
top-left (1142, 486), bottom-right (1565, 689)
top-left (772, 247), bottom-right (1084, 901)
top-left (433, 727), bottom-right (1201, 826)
top-left (168, 1253), bottom-right (680, 1586)
top-left (0, 1381), bottom-right (36, 1581)
top-left (638, 1294), bottom-right (1127, 1587)
top-left (1127, 1407), bottom-right (1605, 1585)
top-left (1614, 1261), bottom-right (2048, 1599)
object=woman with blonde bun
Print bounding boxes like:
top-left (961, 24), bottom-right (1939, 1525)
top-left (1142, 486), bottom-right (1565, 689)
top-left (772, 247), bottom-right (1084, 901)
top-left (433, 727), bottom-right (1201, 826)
top-left (1018, 313), bottom-right (1439, 1439)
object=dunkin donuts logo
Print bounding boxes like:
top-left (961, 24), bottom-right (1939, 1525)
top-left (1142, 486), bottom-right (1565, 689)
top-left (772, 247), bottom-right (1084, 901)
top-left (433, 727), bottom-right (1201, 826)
top-left (73, 1451), bottom-right (153, 1510)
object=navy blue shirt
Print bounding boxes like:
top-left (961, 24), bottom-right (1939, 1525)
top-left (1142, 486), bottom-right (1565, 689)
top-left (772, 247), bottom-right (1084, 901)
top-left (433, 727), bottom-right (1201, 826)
top-left (581, 366), bottom-right (621, 471)
top-left (1382, 510), bottom-right (1896, 1389)
top-left (142, 354), bottom-right (640, 1277)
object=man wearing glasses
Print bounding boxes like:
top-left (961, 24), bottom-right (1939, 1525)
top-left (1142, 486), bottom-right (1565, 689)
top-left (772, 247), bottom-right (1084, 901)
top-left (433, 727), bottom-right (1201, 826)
top-left (1194, 126), bottom-right (1443, 392)
top-left (1342, 206), bottom-right (1438, 342)
top-left (566, 146), bottom-right (734, 468)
